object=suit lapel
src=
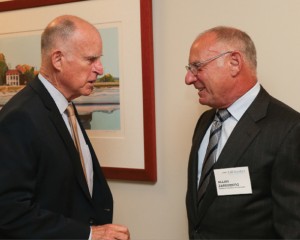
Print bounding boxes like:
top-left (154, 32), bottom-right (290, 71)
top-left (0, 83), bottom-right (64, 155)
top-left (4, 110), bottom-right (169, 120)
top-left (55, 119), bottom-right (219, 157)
top-left (29, 77), bottom-right (91, 200)
top-left (197, 87), bottom-right (270, 221)
top-left (217, 87), bottom-right (269, 169)
top-left (73, 105), bottom-right (111, 202)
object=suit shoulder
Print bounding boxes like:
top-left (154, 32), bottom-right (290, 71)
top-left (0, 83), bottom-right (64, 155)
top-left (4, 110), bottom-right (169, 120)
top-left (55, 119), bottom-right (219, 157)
top-left (268, 95), bottom-right (300, 121)
top-left (0, 85), bottom-right (43, 124)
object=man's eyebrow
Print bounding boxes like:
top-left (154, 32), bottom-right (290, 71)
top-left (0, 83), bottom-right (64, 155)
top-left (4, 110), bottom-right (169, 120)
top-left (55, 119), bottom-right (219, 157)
top-left (85, 55), bottom-right (101, 61)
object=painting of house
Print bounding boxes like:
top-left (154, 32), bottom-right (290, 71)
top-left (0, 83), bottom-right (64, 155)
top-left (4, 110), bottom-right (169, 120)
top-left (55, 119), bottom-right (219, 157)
top-left (6, 69), bottom-right (20, 86)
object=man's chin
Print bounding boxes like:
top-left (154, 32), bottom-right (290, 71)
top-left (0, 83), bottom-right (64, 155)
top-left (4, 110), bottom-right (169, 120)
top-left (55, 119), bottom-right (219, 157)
top-left (199, 98), bottom-right (215, 108)
top-left (82, 88), bottom-right (94, 96)
top-left (199, 97), bottom-right (207, 105)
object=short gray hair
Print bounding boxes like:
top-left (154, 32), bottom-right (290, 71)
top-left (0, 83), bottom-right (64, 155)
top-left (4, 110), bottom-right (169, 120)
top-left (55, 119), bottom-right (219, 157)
top-left (41, 18), bottom-right (77, 54)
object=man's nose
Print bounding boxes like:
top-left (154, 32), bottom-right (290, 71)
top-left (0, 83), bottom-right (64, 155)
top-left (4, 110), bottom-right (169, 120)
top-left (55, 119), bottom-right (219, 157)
top-left (93, 59), bottom-right (103, 76)
top-left (185, 70), bottom-right (197, 85)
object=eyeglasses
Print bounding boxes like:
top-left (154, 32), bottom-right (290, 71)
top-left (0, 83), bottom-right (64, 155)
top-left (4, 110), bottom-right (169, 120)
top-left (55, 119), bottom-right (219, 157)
top-left (185, 51), bottom-right (233, 75)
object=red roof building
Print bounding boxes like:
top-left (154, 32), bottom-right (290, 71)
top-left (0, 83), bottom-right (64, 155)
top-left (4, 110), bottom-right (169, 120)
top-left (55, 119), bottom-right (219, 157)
top-left (6, 69), bottom-right (20, 86)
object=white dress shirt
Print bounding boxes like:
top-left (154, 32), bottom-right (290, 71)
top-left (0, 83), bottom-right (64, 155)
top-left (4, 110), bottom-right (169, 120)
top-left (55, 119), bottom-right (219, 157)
top-left (38, 74), bottom-right (94, 195)
top-left (197, 82), bottom-right (261, 186)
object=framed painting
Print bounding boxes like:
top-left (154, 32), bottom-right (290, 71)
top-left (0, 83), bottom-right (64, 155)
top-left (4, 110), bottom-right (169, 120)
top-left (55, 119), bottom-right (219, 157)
top-left (0, 0), bottom-right (157, 182)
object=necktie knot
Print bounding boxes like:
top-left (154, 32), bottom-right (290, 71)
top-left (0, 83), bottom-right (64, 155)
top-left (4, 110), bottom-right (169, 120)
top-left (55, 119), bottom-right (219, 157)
top-left (66, 104), bottom-right (75, 117)
top-left (216, 109), bottom-right (231, 123)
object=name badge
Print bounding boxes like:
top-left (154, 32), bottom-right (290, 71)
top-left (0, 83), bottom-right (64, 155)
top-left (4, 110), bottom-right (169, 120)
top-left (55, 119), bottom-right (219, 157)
top-left (214, 167), bottom-right (252, 196)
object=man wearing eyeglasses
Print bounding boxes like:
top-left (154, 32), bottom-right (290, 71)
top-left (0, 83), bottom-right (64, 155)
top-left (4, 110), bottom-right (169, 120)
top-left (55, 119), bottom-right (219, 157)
top-left (185, 26), bottom-right (300, 239)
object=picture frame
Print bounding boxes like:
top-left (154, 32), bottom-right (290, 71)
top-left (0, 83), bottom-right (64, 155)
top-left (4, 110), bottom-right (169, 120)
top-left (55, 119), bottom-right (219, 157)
top-left (102, 0), bottom-right (157, 182)
top-left (0, 0), bottom-right (84, 12)
top-left (0, 0), bottom-right (157, 182)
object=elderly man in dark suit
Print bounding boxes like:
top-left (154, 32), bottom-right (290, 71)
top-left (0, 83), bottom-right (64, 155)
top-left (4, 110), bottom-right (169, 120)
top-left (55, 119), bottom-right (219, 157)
top-left (185, 26), bottom-right (300, 239)
top-left (0, 15), bottom-right (129, 239)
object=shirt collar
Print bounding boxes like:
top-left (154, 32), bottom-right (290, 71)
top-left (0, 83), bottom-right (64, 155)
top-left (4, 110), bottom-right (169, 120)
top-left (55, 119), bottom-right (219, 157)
top-left (38, 73), bottom-right (69, 115)
top-left (227, 82), bottom-right (261, 121)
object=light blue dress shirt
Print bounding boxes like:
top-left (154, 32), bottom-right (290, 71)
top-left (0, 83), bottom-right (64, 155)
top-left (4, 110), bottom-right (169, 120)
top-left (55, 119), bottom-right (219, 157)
top-left (197, 82), bottom-right (261, 186)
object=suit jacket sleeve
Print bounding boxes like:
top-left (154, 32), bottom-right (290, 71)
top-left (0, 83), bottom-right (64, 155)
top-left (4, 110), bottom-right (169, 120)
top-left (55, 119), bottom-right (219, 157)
top-left (272, 120), bottom-right (300, 238)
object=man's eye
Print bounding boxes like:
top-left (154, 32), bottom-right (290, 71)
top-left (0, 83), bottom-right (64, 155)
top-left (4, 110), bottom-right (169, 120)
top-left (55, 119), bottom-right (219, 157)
top-left (86, 57), bottom-right (98, 63)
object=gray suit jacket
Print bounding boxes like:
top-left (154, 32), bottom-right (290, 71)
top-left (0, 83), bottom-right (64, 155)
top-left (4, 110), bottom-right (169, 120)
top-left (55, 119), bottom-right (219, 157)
top-left (0, 77), bottom-right (113, 238)
top-left (186, 87), bottom-right (300, 239)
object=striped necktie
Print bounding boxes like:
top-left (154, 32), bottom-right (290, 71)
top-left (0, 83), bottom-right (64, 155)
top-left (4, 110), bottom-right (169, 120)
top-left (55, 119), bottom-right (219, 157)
top-left (197, 109), bottom-right (231, 205)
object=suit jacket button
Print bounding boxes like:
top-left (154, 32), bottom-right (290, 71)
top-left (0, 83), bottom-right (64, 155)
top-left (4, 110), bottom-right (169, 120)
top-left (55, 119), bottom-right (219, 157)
top-left (89, 218), bottom-right (95, 225)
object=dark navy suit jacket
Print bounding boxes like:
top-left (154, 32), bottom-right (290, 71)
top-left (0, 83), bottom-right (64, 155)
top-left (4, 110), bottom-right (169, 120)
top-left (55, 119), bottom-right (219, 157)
top-left (0, 77), bottom-right (113, 238)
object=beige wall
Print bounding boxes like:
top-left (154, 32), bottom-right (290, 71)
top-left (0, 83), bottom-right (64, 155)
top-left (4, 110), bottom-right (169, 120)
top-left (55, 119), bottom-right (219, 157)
top-left (1, 0), bottom-right (300, 239)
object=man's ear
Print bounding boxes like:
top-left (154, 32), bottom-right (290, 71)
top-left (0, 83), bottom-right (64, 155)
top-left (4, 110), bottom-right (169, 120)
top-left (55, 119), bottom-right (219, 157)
top-left (51, 50), bottom-right (63, 71)
top-left (229, 51), bottom-right (242, 77)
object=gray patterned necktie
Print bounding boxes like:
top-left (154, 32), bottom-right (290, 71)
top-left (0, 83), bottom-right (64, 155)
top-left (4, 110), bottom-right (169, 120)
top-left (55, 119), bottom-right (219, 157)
top-left (197, 109), bottom-right (231, 205)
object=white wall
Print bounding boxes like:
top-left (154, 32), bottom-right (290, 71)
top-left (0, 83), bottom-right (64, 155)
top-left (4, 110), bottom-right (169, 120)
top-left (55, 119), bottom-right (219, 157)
top-left (1, 0), bottom-right (300, 239)
top-left (111, 1), bottom-right (300, 239)
top-left (112, 1), bottom-right (300, 239)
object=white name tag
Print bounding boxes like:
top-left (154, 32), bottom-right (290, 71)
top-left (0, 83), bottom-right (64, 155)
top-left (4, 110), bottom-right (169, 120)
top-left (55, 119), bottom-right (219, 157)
top-left (214, 167), bottom-right (252, 196)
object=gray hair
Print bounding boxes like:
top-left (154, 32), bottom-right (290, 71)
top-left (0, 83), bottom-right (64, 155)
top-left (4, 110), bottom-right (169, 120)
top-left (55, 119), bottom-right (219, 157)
top-left (41, 18), bottom-right (77, 54)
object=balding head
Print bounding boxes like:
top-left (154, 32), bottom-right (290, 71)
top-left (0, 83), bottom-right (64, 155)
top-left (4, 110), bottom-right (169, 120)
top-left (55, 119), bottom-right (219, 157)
top-left (195, 26), bottom-right (257, 74)
top-left (41, 15), bottom-right (99, 56)
top-left (39, 15), bottom-right (103, 101)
